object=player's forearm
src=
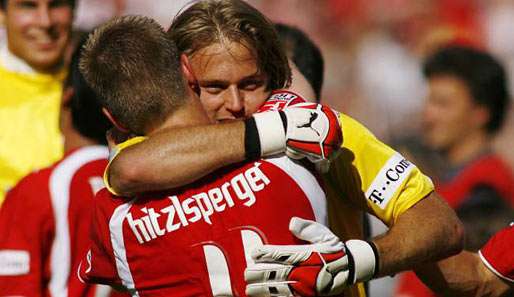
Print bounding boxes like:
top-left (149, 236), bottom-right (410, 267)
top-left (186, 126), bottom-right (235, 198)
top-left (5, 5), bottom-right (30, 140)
top-left (372, 192), bottom-right (464, 276)
top-left (414, 251), bottom-right (512, 297)
top-left (109, 121), bottom-right (246, 196)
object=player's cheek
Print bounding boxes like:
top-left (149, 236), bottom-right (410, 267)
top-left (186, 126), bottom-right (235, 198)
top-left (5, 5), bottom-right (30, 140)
top-left (199, 93), bottom-right (224, 117)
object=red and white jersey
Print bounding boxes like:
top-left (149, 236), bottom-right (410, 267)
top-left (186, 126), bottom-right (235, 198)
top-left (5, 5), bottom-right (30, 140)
top-left (79, 155), bottom-right (327, 297)
top-left (479, 224), bottom-right (514, 283)
top-left (258, 90), bottom-right (306, 112)
top-left (0, 145), bottom-right (121, 297)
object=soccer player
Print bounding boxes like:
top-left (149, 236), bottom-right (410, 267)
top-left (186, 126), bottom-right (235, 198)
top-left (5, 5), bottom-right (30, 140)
top-left (0, 41), bottom-right (121, 297)
top-left (0, 0), bottom-right (75, 204)
top-left (103, 1), bottom-right (463, 296)
top-left (77, 15), bottom-right (343, 296)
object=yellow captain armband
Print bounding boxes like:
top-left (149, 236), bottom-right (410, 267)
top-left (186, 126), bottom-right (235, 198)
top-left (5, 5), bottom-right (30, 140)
top-left (103, 136), bottom-right (147, 195)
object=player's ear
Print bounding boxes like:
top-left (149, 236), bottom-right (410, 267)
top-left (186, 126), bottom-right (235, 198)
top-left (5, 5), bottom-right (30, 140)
top-left (102, 108), bottom-right (130, 133)
top-left (472, 104), bottom-right (490, 130)
top-left (180, 54), bottom-right (199, 94)
top-left (61, 87), bottom-right (74, 108)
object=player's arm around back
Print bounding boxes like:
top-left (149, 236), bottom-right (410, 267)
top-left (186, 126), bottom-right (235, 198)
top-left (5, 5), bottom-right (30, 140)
top-left (108, 121), bottom-right (246, 196)
top-left (107, 93), bottom-right (341, 196)
top-left (414, 224), bottom-right (514, 297)
top-left (414, 250), bottom-right (512, 297)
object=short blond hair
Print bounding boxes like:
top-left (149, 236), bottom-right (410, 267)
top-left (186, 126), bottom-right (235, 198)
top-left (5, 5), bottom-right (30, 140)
top-left (80, 15), bottom-right (186, 135)
top-left (169, 0), bottom-right (291, 91)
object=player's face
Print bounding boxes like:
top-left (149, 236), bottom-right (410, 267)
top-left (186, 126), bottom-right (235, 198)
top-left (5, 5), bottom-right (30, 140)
top-left (189, 41), bottom-right (270, 122)
top-left (423, 75), bottom-right (485, 151)
top-left (1, 0), bottom-right (73, 72)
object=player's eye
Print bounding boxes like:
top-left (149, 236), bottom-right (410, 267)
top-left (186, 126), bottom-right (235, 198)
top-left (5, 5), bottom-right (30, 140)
top-left (239, 79), bottom-right (265, 91)
top-left (16, 0), bottom-right (38, 9)
top-left (203, 84), bottom-right (225, 94)
top-left (49, 0), bottom-right (70, 8)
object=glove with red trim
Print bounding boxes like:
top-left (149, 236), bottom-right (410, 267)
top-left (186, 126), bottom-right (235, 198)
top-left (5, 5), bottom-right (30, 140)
top-left (246, 102), bottom-right (342, 172)
top-left (245, 217), bottom-right (378, 297)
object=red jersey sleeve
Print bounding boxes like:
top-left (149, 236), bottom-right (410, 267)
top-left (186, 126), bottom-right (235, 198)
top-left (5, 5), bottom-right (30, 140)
top-left (479, 224), bottom-right (514, 283)
top-left (0, 170), bottom-right (54, 297)
top-left (257, 90), bottom-right (307, 113)
top-left (78, 189), bottom-right (124, 288)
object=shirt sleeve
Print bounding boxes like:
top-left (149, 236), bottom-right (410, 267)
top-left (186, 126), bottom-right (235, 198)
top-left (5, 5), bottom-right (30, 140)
top-left (103, 136), bottom-right (147, 195)
top-left (329, 113), bottom-right (434, 226)
top-left (479, 224), bottom-right (514, 283)
top-left (78, 189), bottom-right (124, 287)
top-left (0, 172), bottom-right (54, 297)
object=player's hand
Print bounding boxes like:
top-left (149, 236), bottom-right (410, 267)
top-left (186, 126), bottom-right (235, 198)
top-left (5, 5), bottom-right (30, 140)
top-left (248, 102), bottom-right (342, 172)
top-left (283, 103), bottom-right (342, 173)
top-left (244, 217), bottom-right (378, 297)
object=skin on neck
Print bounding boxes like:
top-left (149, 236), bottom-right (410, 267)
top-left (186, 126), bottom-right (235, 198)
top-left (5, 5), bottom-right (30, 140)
top-left (148, 87), bottom-right (213, 136)
top-left (445, 128), bottom-right (490, 166)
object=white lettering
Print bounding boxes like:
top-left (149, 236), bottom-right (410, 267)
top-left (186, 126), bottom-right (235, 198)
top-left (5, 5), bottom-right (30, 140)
top-left (193, 193), bottom-right (214, 225)
top-left (232, 173), bottom-right (256, 207)
top-left (127, 163), bottom-right (272, 243)
top-left (208, 188), bottom-right (226, 212)
top-left (245, 162), bottom-right (271, 191)
top-left (127, 213), bottom-right (150, 244)
top-left (221, 182), bottom-right (234, 207)
top-left (148, 208), bottom-right (165, 236)
top-left (365, 154), bottom-right (415, 209)
top-left (161, 204), bottom-right (180, 232)
top-left (183, 197), bottom-right (202, 223)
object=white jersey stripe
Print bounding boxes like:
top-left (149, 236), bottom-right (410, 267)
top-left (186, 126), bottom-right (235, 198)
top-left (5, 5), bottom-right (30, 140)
top-left (94, 285), bottom-right (113, 297)
top-left (48, 146), bottom-right (109, 297)
top-left (266, 156), bottom-right (327, 226)
top-left (478, 250), bottom-right (514, 283)
top-left (110, 199), bottom-right (140, 296)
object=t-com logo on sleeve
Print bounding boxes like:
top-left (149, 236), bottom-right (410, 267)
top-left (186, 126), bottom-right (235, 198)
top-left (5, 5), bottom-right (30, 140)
top-left (365, 153), bottom-right (414, 209)
top-left (0, 250), bottom-right (29, 275)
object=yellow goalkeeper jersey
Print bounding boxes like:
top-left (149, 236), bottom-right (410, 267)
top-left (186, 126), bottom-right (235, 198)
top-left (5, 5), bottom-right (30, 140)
top-left (0, 50), bottom-right (65, 205)
top-left (324, 113), bottom-right (434, 297)
top-left (103, 114), bottom-right (434, 297)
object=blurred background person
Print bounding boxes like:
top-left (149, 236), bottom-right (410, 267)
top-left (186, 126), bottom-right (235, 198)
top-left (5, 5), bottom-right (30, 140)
top-left (0, 0), bottom-right (74, 205)
top-left (73, 0), bottom-right (124, 31)
top-left (396, 44), bottom-right (514, 297)
top-left (0, 39), bottom-right (125, 297)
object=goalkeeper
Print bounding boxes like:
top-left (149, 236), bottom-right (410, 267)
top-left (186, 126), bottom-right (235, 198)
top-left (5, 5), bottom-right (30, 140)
top-left (102, 1), bottom-right (464, 296)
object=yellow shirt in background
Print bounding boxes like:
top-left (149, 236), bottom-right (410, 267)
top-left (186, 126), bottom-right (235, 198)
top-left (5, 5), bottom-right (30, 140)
top-left (0, 61), bottom-right (65, 205)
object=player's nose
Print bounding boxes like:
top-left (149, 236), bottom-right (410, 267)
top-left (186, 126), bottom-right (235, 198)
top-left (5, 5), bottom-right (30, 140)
top-left (225, 86), bottom-right (245, 116)
top-left (35, 4), bottom-right (52, 28)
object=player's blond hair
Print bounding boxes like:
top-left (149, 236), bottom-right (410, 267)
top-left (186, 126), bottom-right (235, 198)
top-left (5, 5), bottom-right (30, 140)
top-left (169, 0), bottom-right (291, 91)
top-left (80, 15), bottom-right (186, 135)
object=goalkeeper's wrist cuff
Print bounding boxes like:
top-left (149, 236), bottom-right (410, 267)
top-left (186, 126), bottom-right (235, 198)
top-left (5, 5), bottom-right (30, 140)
top-left (244, 112), bottom-right (286, 159)
top-left (345, 240), bottom-right (379, 284)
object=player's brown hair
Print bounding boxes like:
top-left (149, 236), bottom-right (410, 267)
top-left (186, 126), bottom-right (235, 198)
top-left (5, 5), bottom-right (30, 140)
top-left (80, 15), bottom-right (186, 135)
top-left (169, 0), bottom-right (291, 91)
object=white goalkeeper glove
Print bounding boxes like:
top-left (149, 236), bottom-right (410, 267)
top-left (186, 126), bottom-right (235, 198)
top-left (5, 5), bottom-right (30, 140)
top-left (245, 103), bottom-right (342, 172)
top-left (244, 217), bottom-right (379, 297)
